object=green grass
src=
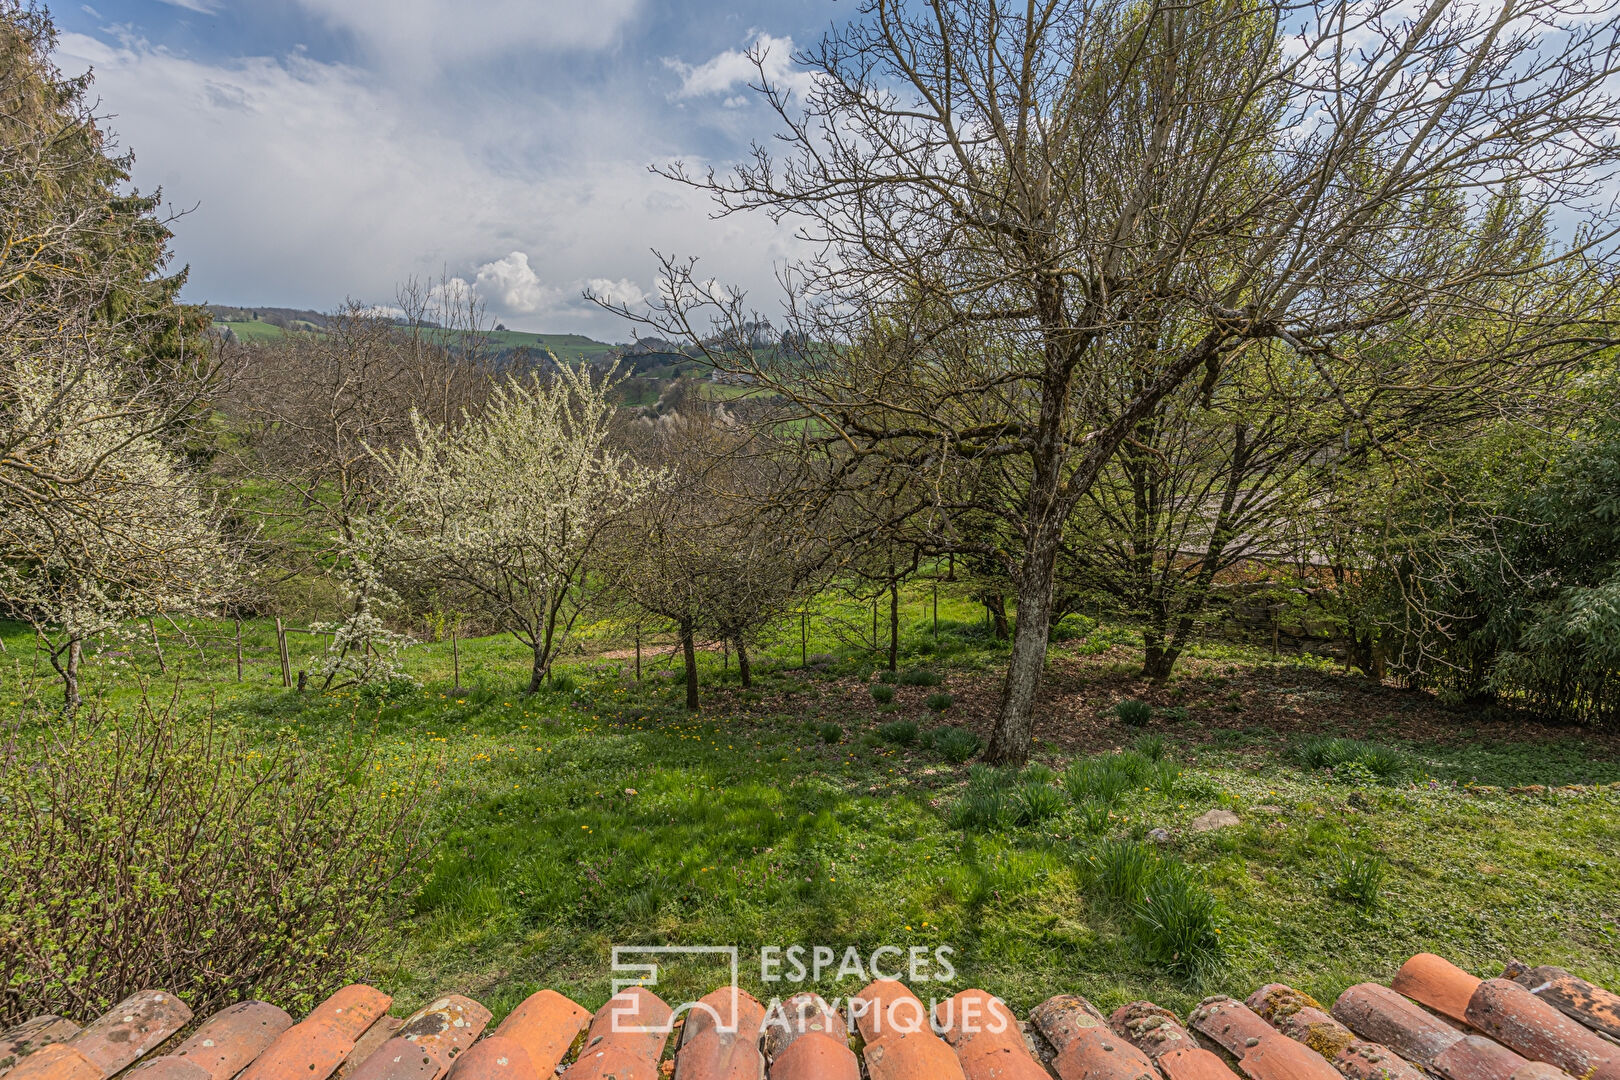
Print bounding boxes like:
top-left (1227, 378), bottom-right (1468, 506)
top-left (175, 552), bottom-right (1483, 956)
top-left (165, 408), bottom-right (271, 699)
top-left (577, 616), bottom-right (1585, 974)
top-left (8, 586), bottom-right (1620, 1025)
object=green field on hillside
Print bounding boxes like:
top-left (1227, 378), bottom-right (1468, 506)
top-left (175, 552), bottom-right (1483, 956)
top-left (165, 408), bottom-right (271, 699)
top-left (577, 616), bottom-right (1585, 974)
top-left (9, 583), bottom-right (1618, 1025)
top-left (210, 317), bottom-right (619, 364)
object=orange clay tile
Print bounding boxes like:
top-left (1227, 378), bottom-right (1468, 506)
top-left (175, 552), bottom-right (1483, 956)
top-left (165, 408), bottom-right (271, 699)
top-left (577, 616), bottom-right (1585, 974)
top-left (491, 991), bottom-right (589, 1076)
top-left (766, 1031), bottom-right (857, 1080)
top-left (440, 1037), bottom-right (532, 1080)
top-left (68, 991), bottom-right (193, 1076)
top-left (337, 1018), bottom-right (403, 1080)
top-left (167, 1001), bottom-right (294, 1080)
top-left (671, 989), bottom-right (765, 1080)
top-left (1246, 984), bottom-right (1422, 1080)
top-left (1110, 1002), bottom-right (1239, 1080)
top-left (1390, 954), bottom-right (1480, 1024)
top-left (932, 990), bottom-right (1048, 1080)
top-left (127, 1059), bottom-right (210, 1080)
top-left (1187, 997), bottom-right (1340, 1080)
top-left (2, 1018), bottom-right (80, 1078)
top-left (569, 987), bottom-right (673, 1080)
top-left (239, 986), bottom-right (393, 1080)
top-left (851, 980), bottom-right (964, 1080)
top-left (1504, 962), bottom-right (1620, 1041)
top-left (762, 993), bottom-right (846, 1064)
top-left (1465, 979), bottom-right (1620, 1080)
top-left (1028, 995), bottom-right (1159, 1080)
top-left (3, 1044), bottom-right (102, 1080)
top-left (1329, 983), bottom-right (1561, 1080)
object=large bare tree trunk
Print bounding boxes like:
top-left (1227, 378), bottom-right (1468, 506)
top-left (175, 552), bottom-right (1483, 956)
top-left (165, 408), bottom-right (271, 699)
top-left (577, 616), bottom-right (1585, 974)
top-left (528, 641), bottom-right (547, 694)
top-left (681, 617), bottom-right (699, 711)
top-left (50, 635), bottom-right (82, 708)
top-left (986, 531), bottom-right (1061, 765)
top-left (734, 638), bottom-right (752, 688)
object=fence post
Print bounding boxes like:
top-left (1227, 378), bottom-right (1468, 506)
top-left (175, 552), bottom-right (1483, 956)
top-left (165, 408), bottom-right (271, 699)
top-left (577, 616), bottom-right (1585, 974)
top-left (275, 618), bottom-right (291, 687)
top-left (451, 624), bottom-right (461, 691)
top-left (234, 618), bottom-right (243, 683)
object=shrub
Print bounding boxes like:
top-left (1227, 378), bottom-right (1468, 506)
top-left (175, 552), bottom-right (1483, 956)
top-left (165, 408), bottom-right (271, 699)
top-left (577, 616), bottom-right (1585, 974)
top-left (819, 722), bottom-right (844, 744)
top-left (1134, 732), bottom-right (1168, 761)
top-left (1014, 781), bottom-right (1067, 826)
top-left (933, 727), bottom-right (981, 763)
top-left (899, 668), bottom-right (943, 687)
top-left (1332, 854), bottom-right (1387, 907)
top-left (925, 691), bottom-right (955, 713)
top-left (869, 683), bottom-right (896, 704)
top-left (1115, 699), bottom-right (1153, 727)
top-left (877, 719), bottom-right (919, 747)
top-left (1090, 838), bottom-right (1162, 907)
top-left (1132, 864), bottom-right (1225, 982)
top-left (0, 693), bottom-right (433, 1027)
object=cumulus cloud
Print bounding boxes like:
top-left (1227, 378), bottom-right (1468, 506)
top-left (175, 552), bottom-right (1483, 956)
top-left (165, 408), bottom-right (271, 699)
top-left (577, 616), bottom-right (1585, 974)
top-left (667, 32), bottom-right (816, 103)
top-left (473, 252), bottom-right (554, 314)
top-left (290, 0), bottom-right (642, 66)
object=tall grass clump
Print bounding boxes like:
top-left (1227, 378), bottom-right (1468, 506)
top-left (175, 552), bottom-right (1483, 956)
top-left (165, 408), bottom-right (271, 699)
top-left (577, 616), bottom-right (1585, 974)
top-left (899, 668), bottom-right (943, 687)
top-left (1132, 863), bottom-right (1225, 982)
top-left (1115, 699), bottom-right (1153, 727)
top-left (932, 727), bottom-right (981, 763)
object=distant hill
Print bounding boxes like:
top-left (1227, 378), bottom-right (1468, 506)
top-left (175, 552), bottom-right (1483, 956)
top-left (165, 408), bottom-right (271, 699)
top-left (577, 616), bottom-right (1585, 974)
top-left (207, 305), bottom-right (620, 364)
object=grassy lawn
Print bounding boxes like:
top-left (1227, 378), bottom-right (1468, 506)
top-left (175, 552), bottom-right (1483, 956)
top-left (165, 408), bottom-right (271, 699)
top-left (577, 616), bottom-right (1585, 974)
top-left (10, 587), bottom-right (1619, 1024)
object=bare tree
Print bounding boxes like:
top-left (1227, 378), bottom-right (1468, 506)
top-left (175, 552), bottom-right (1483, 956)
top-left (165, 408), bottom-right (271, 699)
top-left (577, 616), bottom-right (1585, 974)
top-left (620, 0), bottom-right (1620, 762)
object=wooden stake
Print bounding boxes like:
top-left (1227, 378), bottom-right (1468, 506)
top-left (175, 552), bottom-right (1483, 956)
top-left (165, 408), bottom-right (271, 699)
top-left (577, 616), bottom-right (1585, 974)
top-left (451, 624), bottom-right (461, 691)
top-left (275, 618), bottom-right (291, 687)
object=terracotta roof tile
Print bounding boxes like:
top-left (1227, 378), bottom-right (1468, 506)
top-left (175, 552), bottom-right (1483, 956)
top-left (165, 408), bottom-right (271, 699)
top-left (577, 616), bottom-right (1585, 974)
top-left (932, 990), bottom-right (1048, 1080)
top-left (1390, 954), bottom-right (1479, 1024)
top-left (165, 1001), bottom-right (293, 1080)
top-left (762, 993), bottom-right (845, 1063)
top-left (335, 1018), bottom-right (403, 1080)
top-left (765, 1031), bottom-right (856, 1080)
top-left (852, 981), bottom-right (964, 1080)
top-left (1110, 1001), bottom-right (1239, 1080)
top-left (1466, 978), bottom-right (1620, 1080)
top-left (1, 1017), bottom-right (81, 1077)
top-left (489, 991), bottom-right (589, 1077)
top-left (238, 986), bottom-right (393, 1080)
top-left (123, 1059), bottom-right (209, 1080)
top-left (1329, 983), bottom-right (1562, 1080)
top-left (1188, 997), bottom-right (1339, 1080)
top-left (439, 1037), bottom-right (531, 1080)
top-left (671, 989), bottom-right (765, 1080)
top-left (66, 993), bottom-right (193, 1077)
top-left (2, 1043), bottom-right (101, 1080)
top-left (1027, 995), bottom-right (1158, 1080)
top-left (1504, 963), bottom-right (1620, 1042)
top-left (568, 987), bottom-right (672, 1080)
top-left (1246, 983), bottom-right (1422, 1080)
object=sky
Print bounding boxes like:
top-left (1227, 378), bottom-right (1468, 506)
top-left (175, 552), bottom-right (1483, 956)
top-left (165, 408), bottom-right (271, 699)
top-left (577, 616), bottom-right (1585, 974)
top-left (51, 0), bottom-right (842, 340)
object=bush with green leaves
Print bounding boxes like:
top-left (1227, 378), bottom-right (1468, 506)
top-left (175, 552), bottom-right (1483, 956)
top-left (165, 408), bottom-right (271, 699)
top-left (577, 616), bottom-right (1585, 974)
top-left (925, 691), bottom-right (955, 713)
top-left (1331, 854), bottom-right (1388, 907)
top-left (932, 727), bottom-right (981, 763)
top-left (819, 722), bottom-right (844, 744)
top-left (1132, 863), bottom-right (1225, 982)
top-left (1115, 699), bottom-right (1153, 727)
top-left (869, 683), bottom-right (896, 704)
top-left (877, 719), bottom-right (919, 747)
top-left (0, 693), bottom-right (433, 1027)
top-left (899, 668), bottom-right (943, 687)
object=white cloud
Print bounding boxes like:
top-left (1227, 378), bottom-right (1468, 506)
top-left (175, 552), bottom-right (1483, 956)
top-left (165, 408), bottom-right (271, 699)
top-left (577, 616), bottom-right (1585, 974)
top-left (155, 0), bottom-right (221, 13)
top-left (52, 23), bottom-right (806, 338)
top-left (667, 32), bottom-right (816, 103)
top-left (585, 277), bottom-right (647, 309)
top-left (290, 0), bottom-right (642, 66)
